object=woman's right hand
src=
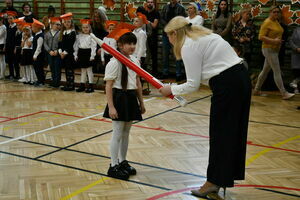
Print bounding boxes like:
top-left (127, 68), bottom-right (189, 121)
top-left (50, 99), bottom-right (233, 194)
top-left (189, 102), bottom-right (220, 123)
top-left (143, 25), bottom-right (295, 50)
top-left (273, 38), bottom-right (282, 45)
top-left (109, 107), bottom-right (118, 119)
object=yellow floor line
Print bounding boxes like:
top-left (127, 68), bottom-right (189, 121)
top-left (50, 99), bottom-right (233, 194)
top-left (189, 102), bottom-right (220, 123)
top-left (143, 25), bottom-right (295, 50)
top-left (2, 127), bottom-right (11, 131)
top-left (60, 177), bottom-right (109, 200)
top-left (246, 135), bottom-right (300, 166)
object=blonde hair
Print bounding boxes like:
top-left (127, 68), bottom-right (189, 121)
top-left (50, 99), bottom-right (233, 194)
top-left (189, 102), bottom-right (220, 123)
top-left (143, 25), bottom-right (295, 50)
top-left (164, 16), bottom-right (212, 59)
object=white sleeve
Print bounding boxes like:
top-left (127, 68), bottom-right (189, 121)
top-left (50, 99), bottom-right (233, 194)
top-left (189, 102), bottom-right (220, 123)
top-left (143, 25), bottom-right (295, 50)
top-left (90, 37), bottom-right (97, 60)
top-left (73, 35), bottom-right (79, 58)
top-left (104, 60), bottom-right (119, 81)
top-left (199, 16), bottom-right (204, 26)
top-left (171, 45), bottom-right (202, 95)
top-left (101, 47), bottom-right (104, 62)
top-left (33, 37), bottom-right (43, 58)
top-left (136, 32), bottom-right (147, 60)
top-left (0, 26), bottom-right (6, 44)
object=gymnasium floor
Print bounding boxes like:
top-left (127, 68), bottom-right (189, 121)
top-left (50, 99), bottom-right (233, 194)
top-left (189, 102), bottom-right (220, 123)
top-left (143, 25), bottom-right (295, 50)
top-left (0, 79), bottom-right (299, 200)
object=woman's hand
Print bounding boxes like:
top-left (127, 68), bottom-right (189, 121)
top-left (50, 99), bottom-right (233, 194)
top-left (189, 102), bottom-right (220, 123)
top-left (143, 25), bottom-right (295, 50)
top-left (109, 107), bottom-right (118, 119)
top-left (140, 103), bottom-right (146, 114)
top-left (159, 84), bottom-right (172, 96)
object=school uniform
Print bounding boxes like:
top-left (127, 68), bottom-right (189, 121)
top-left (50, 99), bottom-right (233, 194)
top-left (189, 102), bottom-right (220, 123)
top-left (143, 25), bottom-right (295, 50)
top-left (132, 27), bottom-right (147, 69)
top-left (74, 33), bottom-right (97, 68)
top-left (0, 24), bottom-right (6, 79)
top-left (101, 37), bottom-right (117, 66)
top-left (32, 30), bottom-right (45, 85)
top-left (59, 29), bottom-right (76, 90)
top-left (21, 36), bottom-right (35, 83)
top-left (5, 23), bottom-right (18, 78)
top-left (103, 56), bottom-right (142, 122)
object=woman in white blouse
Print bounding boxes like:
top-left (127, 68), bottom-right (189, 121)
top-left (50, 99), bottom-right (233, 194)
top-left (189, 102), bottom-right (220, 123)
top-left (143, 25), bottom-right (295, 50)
top-left (159, 16), bottom-right (251, 199)
top-left (186, 2), bottom-right (204, 26)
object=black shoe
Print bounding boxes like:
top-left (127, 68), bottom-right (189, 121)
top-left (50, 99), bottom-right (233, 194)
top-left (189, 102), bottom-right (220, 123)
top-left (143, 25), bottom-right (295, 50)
top-left (107, 164), bottom-right (129, 180)
top-left (119, 160), bottom-right (136, 175)
top-left (61, 85), bottom-right (75, 91)
top-left (76, 83), bottom-right (85, 92)
top-left (85, 84), bottom-right (94, 93)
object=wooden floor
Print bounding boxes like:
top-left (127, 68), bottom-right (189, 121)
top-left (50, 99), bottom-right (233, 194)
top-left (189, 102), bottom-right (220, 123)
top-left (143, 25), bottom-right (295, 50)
top-left (0, 78), bottom-right (299, 200)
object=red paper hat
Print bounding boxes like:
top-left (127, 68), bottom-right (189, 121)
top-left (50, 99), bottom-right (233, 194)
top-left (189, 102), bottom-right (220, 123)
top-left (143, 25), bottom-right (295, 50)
top-left (22, 22), bottom-right (32, 30)
top-left (13, 18), bottom-right (24, 24)
top-left (0, 13), bottom-right (4, 18)
top-left (105, 20), bottom-right (118, 28)
top-left (32, 18), bottom-right (44, 28)
top-left (50, 17), bottom-right (61, 23)
top-left (60, 12), bottom-right (73, 21)
top-left (136, 12), bottom-right (148, 24)
top-left (115, 22), bottom-right (136, 31)
top-left (80, 19), bottom-right (91, 25)
top-left (107, 28), bottom-right (131, 41)
top-left (6, 11), bottom-right (18, 17)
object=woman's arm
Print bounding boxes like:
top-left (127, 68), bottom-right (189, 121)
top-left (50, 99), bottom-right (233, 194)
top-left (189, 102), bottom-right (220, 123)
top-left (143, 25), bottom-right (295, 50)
top-left (136, 76), bottom-right (145, 114)
top-left (220, 14), bottom-right (232, 37)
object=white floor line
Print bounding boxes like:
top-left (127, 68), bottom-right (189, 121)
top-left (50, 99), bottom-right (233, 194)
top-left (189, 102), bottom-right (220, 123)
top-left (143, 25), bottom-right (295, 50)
top-left (0, 97), bottom-right (156, 145)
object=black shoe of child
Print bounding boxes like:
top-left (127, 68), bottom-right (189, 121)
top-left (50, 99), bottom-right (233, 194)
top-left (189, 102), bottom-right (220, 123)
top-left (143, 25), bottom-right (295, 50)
top-left (85, 84), bottom-right (94, 93)
top-left (61, 85), bottom-right (75, 91)
top-left (107, 164), bottom-right (129, 180)
top-left (119, 160), bottom-right (137, 175)
top-left (76, 83), bottom-right (85, 92)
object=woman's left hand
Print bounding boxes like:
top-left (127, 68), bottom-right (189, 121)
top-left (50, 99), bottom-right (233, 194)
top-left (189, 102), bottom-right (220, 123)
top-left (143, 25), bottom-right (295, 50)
top-left (159, 85), bottom-right (172, 96)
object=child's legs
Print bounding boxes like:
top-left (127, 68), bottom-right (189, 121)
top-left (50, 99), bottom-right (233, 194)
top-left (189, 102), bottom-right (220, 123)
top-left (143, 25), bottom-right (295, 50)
top-left (81, 68), bottom-right (87, 83)
top-left (110, 121), bottom-right (126, 166)
top-left (87, 67), bottom-right (94, 84)
top-left (119, 121), bottom-right (132, 162)
top-left (0, 55), bottom-right (5, 78)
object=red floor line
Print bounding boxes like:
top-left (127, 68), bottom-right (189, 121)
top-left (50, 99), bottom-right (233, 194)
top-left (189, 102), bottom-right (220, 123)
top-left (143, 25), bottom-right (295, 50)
top-left (0, 111), bottom-right (45, 124)
top-left (147, 185), bottom-right (300, 200)
top-left (0, 116), bottom-right (13, 120)
top-left (0, 89), bottom-right (52, 93)
top-left (41, 110), bottom-right (299, 154)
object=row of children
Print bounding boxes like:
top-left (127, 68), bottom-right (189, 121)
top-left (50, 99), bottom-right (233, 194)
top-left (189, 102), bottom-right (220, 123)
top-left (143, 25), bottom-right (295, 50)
top-left (0, 10), bottom-right (150, 94)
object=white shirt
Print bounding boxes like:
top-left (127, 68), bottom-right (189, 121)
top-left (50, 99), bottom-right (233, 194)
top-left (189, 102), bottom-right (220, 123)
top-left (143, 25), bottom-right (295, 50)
top-left (0, 25), bottom-right (7, 45)
top-left (33, 31), bottom-right (44, 59)
top-left (171, 33), bottom-right (243, 95)
top-left (101, 37), bottom-right (117, 62)
top-left (22, 36), bottom-right (33, 49)
top-left (104, 55), bottom-right (140, 90)
top-left (132, 27), bottom-right (147, 60)
top-left (73, 33), bottom-right (97, 60)
top-left (186, 15), bottom-right (204, 26)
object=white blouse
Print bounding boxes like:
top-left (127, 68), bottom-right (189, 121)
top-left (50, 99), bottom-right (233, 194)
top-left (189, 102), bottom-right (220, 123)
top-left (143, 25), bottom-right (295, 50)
top-left (73, 33), bottom-right (97, 60)
top-left (22, 36), bottom-right (33, 49)
top-left (104, 55), bottom-right (140, 90)
top-left (101, 37), bottom-right (117, 62)
top-left (132, 27), bottom-right (147, 60)
top-left (0, 25), bottom-right (7, 44)
top-left (171, 33), bottom-right (243, 95)
top-left (186, 15), bottom-right (204, 26)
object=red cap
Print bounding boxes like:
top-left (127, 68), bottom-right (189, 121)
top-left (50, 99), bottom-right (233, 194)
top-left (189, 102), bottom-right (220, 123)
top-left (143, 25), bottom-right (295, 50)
top-left (50, 17), bottom-right (61, 23)
top-left (22, 22), bottom-right (32, 30)
top-left (136, 12), bottom-right (148, 24)
top-left (32, 18), bottom-right (45, 28)
top-left (80, 19), bottom-right (91, 25)
top-left (115, 22), bottom-right (136, 31)
top-left (105, 20), bottom-right (118, 28)
top-left (107, 28), bottom-right (131, 41)
top-left (60, 12), bottom-right (73, 21)
top-left (6, 11), bottom-right (18, 17)
top-left (13, 18), bottom-right (24, 24)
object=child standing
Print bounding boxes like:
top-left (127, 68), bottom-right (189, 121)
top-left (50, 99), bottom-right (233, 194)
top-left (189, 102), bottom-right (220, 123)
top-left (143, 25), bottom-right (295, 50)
top-left (15, 18), bottom-right (25, 82)
top-left (44, 17), bottom-right (61, 88)
top-left (31, 19), bottom-right (45, 86)
top-left (20, 23), bottom-right (35, 84)
top-left (103, 30), bottom-right (145, 180)
top-left (74, 19), bottom-right (97, 93)
top-left (0, 15), bottom-right (6, 80)
top-left (59, 13), bottom-right (76, 91)
top-left (5, 11), bottom-right (18, 80)
top-left (101, 21), bottom-right (117, 67)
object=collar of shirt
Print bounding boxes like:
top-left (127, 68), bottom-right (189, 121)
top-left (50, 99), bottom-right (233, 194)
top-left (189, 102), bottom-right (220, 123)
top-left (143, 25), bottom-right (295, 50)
top-left (9, 23), bottom-right (16, 28)
top-left (35, 30), bottom-right (43, 35)
top-left (63, 29), bottom-right (75, 35)
top-left (50, 29), bottom-right (58, 36)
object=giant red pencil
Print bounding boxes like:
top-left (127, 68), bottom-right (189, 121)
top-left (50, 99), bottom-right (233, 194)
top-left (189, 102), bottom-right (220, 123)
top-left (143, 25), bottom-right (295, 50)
top-left (90, 33), bottom-right (187, 106)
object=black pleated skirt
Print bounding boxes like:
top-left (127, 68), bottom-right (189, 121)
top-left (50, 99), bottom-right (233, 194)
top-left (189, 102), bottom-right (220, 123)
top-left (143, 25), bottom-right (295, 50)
top-left (77, 48), bottom-right (94, 68)
top-left (21, 49), bottom-right (33, 65)
top-left (103, 88), bottom-right (143, 122)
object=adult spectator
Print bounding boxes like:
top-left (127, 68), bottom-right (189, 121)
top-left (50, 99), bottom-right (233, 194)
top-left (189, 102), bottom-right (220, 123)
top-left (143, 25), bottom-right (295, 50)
top-left (232, 8), bottom-right (255, 69)
top-left (1, 0), bottom-right (18, 26)
top-left (19, 2), bottom-right (36, 23)
top-left (42, 5), bottom-right (56, 32)
top-left (160, 0), bottom-right (187, 81)
top-left (137, 0), bottom-right (160, 76)
top-left (211, 0), bottom-right (232, 42)
top-left (289, 26), bottom-right (300, 94)
top-left (253, 6), bottom-right (294, 100)
top-left (186, 2), bottom-right (203, 26)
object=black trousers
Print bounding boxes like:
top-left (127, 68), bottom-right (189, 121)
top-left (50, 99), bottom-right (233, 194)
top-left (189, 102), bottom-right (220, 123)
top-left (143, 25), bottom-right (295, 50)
top-left (207, 63), bottom-right (252, 187)
top-left (33, 55), bottom-right (45, 84)
top-left (147, 34), bottom-right (158, 75)
top-left (62, 54), bottom-right (75, 87)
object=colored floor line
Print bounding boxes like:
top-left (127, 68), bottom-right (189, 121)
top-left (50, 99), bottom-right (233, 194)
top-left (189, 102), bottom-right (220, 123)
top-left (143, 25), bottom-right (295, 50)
top-left (147, 185), bottom-right (300, 200)
top-left (256, 188), bottom-right (300, 198)
top-left (172, 110), bottom-right (300, 129)
top-left (246, 135), bottom-right (300, 166)
top-left (0, 89), bottom-right (53, 93)
top-left (0, 111), bottom-right (45, 124)
top-left (0, 116), bottom-right (13, 120)
top-left (60, 177), bottom-right (110, 200)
